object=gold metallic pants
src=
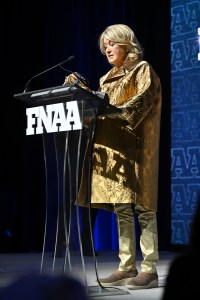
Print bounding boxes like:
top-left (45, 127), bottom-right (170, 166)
top-left (113, 203), bottom-right (159, 273)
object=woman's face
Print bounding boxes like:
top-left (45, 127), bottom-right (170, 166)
top-left (103, 38), bottom-right (127, 67)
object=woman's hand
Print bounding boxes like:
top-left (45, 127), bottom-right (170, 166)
top-left (63, 73), bottom-right (78, 85)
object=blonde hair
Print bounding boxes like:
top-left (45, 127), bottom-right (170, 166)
top-left (99, 24), bottom-right (143, 62)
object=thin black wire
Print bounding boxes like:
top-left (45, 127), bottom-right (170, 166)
top-left (82, 99), bottom-right (107, 291)
top-left (40, 135), bottom-right (49, 274)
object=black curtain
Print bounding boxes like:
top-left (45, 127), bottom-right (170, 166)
top-left (0, 0), bottom-right (171, 252)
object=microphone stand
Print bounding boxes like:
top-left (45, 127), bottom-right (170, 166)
top-left (23, 55), bottom-right (75, 93)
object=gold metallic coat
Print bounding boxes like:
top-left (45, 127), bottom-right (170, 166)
top-left (78, 60), bottom-right (162, 212)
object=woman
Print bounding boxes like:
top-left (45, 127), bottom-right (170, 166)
top-left (65, 24), bottom-right (162, 290)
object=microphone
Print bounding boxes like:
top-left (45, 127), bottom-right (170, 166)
top-left (23, 55), bottom-right (75, 93)
top-left (59, 63), bottom-right (92, 90)
top-left (73, 72), bottom-right (92, 90)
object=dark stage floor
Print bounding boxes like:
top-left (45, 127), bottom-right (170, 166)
top-left (0, 250), bottom-right (179, 300)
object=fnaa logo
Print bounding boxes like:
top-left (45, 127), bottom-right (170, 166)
top-left (26, 101), bottom-right (82, 135)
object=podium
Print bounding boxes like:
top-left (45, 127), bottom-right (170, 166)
top-left (14, 84), bottom-right (129, 297)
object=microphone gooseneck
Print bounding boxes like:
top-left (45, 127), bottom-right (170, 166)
top-left (23, 55), bottom-right (75, 93)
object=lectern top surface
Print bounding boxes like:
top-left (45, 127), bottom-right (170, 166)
top-left (14, 84), bottom-right (98, 106)
top-left (14, 84), bottom-right (120, 116)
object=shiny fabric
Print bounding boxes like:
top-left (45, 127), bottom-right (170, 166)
top-left (114, 203), bottom-right (159, 273)
top-left (78, 60), bottom-right (162, 212)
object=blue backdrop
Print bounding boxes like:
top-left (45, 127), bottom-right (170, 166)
top-left (171, 0), bottom-right (200, 245)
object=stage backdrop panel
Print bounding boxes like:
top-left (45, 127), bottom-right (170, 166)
top-left (171, 0), bottom-right (200, 245)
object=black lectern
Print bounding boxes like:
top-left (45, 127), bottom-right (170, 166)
top-left (14, 84), bottom-right (128, 297)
